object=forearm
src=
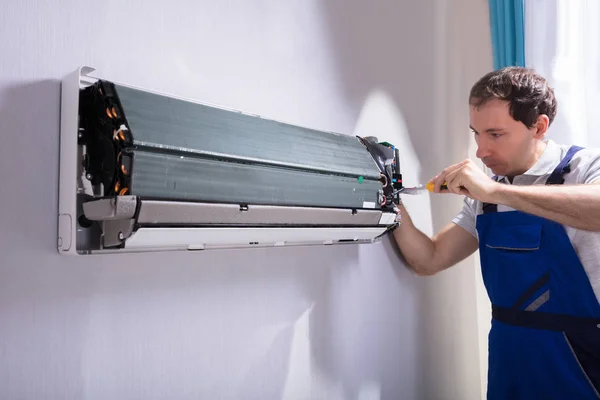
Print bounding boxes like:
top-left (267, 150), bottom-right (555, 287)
top-left (392, 204), bottom-right (437, 275)
top-left (492, 183), bottom-right (600, 231)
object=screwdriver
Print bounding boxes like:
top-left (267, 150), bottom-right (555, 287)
top-left (425, 182), bottom-right (448, 192)
top-left (390, 182), bottom-right (448, 196)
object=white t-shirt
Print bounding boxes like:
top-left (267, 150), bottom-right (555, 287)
top-left (452, 139), bottom-right (600, 303)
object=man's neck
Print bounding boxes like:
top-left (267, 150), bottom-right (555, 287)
top-left (506, 140), bottom-right (548, 182)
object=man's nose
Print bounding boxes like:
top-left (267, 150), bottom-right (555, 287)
top-left (476, 142), bottom-right (492, 159)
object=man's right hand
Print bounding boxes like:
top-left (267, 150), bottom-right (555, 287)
top-left (428, 159), bottom-right (500, 203)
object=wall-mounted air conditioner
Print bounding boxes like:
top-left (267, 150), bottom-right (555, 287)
top-left (58, 67), bottom-right (404, 254)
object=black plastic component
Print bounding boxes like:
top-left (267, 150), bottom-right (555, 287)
top-left (78, 80), bottom-right (135, 197)
top-left (358, 136), bottom-right (403, 211)
top-left (393, 148), bottom-right (403, 203)
top-left (359, 137), bottom-right (394, 174)
top-left (77, 214), bottom-right (94, 228)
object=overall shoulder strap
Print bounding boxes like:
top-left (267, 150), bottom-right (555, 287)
top-left (545, 145), bottom-right (585, 185)
top-left (482, 175), bottom-right (500, 214)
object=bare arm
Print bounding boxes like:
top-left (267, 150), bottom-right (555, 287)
top-left (492, 182), bottom-right (600, 231)
top-left (392, 203), bottom-right (479, 276)
top-left (433, 159), bottom-right (600, 231)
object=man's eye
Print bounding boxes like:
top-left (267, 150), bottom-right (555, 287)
top-left (491, 133), bottom-right (502, 138)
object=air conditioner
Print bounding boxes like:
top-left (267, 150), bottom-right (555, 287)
top-left (57, 66), bottom-right (405, 254)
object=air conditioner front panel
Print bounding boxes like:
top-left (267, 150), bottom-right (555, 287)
top-left (123, 227), bottom-right (388, 251)
top-left (135, 200), bottom-right (384, 226)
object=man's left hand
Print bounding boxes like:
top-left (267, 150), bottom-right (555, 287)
top-left (429, 159), bottom-right (500, 202)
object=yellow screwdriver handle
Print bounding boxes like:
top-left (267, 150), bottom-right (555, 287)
top-left (426, 182), bottom-right (448, 192)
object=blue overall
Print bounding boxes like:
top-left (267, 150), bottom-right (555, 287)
top-left (476, 146), bottom-right (600, 399)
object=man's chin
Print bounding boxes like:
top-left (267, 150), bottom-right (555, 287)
top-left (487, 165), bottom-right (506, 176)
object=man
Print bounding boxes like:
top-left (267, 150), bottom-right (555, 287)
top-left (393, 66), bottom-right (600, 399)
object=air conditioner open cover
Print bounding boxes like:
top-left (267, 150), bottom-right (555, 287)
top-left (58, 67), bottom-right (403, 254)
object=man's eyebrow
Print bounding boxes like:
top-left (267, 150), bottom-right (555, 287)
top-left (469, 125), bottom-right (505, 133)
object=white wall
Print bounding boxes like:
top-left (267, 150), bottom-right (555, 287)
top-left (0, 0), bottom-right (492, 399)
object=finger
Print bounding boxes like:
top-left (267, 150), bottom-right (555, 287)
top-left (444, 168), bottom-right (464, 195)
top-left (440, 163), bottom-right (464, 193)
top-left (433, 161), bottom-right (467, 193)
top-left (446, 166), bottom-right (475, 198)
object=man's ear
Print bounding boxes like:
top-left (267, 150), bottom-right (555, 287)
top-left (534, 114), bottom-right (550, 138)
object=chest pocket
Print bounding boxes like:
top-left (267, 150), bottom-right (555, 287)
top-left (484, 222), bottom-right (542, 251)
top-left (480, 219), bottom-right (547, 308)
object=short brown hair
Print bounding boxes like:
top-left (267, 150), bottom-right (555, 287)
top-left (469, 66), bottom-right (557, 128)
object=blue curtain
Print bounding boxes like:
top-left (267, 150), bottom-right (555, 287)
top-left (488, 0), bottom-right (526, 69)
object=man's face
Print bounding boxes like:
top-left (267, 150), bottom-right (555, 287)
top-left (469, 98), bottom-right (543, 177)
